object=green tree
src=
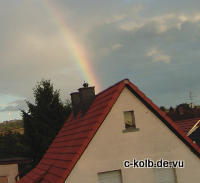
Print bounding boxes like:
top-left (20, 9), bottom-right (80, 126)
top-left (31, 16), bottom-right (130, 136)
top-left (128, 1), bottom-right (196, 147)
top-left (21, 80), bottom-right (71, 167)
top-left (0, 132), bottom-right (26, 158)
top-left (176, 103), bottom-right (191, 111)
top-left (160, 106), bottom-right (166, 112)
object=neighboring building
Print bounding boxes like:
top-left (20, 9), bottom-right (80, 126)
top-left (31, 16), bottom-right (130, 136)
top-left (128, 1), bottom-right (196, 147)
top-left (175, 118), bottom-right (200, 134)
top-left (175, 118), bottom-right (200, 147)
top-left (189, 127), bottom-right (200, 146)
top-left (18, 79), bottom-right (200, 183)
top-left (0, 158), bottom-right (31, 183)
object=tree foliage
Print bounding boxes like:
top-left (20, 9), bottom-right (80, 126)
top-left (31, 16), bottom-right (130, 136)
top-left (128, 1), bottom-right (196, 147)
top-left (21, 79), bottom-right (71, 166)
top-left (162, 103), bottom-right (200, 121)
top-left (160, 106), bottom-right (166, 112)
top-left (0, 132), bottom-right (27, 158)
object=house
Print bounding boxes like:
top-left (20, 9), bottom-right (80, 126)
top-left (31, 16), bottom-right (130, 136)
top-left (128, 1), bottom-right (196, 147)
top-left (0, 157), bottom-right (32, 183)
top-left (189, 127), bottom-right (200, 146)
top-left (174, 117), bottom-right (200, 134)
top-left (18, 79), bottom-right (200, 183)
top-left (175, 118), bottom-right (200, 146)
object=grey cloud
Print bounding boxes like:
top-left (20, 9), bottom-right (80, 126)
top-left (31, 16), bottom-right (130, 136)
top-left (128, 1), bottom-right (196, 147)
top-left (85, 7), bottom-right (200, 106)
top-left (0, 106), bottom-right (21, 112)
top-left (1, 0), bottom-right (200, 111)
top-left (0, 1), bottom-right (83, 98)
top-left (0, 99), bottom-right (27, 112)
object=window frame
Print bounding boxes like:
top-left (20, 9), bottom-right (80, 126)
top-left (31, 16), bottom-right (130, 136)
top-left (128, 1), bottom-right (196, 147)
top-left (123, 110), bottom-right (139, 133)
top-left (97, 169), bottom-right (123, 183)
top-left (154, 168), bottom-right (178, 183)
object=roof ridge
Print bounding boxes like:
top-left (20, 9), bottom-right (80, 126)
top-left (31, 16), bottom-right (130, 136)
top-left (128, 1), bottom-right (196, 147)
top-left (96, 78), bottom-right (129, 96)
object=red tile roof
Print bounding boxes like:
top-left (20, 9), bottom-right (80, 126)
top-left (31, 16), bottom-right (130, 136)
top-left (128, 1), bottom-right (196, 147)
top-left (18, 79), bottom-right (200, 183)
top-left (175, 118), bottom-right (200, 134)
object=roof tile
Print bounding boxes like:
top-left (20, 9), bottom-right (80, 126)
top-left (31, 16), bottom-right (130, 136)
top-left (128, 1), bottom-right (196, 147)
top-left (175, 118), bottom-right (200, 134)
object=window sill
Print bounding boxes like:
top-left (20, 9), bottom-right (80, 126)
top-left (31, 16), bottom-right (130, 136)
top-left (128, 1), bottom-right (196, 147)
top-left (122, 127), bottom-right (139, 133)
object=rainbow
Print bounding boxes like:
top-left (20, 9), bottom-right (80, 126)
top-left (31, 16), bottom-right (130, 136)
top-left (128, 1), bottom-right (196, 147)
top-left (42, 0), bottom-right (101, 92)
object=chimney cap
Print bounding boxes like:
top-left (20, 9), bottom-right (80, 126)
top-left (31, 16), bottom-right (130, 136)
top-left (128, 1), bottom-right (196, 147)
top-left (83, 82), bottom-right (89, 88)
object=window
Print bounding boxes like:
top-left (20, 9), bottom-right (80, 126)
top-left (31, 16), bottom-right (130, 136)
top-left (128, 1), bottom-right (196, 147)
top-left (124, 111), bottom-right (135, 129)
top-left (0, 176), bottom-right (8, 183)
top-left (154, 168), bottom-right (176, 183)
top-left (98, 170), bottom-right (122, 183)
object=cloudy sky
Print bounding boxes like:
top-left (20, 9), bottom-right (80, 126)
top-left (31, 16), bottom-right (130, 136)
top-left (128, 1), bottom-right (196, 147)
top-left (1, 0), bottom-right (200, 122)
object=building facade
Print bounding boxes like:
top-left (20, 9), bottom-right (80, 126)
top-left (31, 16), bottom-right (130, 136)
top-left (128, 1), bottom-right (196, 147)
top-left (18, 79), bottom-right (200, 183)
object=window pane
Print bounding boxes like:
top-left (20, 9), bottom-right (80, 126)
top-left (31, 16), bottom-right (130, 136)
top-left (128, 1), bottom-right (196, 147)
top-left (154, 168), bottom-right (176, 183)
top-left (124, 111), bottom-right (135, 128)
top-left (98, 170), bottom-right (122, 183)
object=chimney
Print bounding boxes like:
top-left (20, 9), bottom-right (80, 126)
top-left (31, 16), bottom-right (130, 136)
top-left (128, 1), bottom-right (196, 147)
top-left (70, 92), bottom-right (81, 116)
top-left (70, 82), bottom-right (95, 117)
top-left (79, 83), bottom-right (95, 114)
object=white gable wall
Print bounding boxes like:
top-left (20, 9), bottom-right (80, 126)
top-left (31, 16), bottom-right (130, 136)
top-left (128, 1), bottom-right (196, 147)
top-left (65, 87), bottom-right (200, 183)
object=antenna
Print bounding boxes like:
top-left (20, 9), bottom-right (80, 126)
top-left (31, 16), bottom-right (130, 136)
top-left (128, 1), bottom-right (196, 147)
top-left (8, 111), bottom-right (11, 121)
top-left (184, 90), bottom-right (196, 108)
top-left (189, 91), bottom-right (194, 104)
top-left (83, 81), bottom-right (89, 88)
